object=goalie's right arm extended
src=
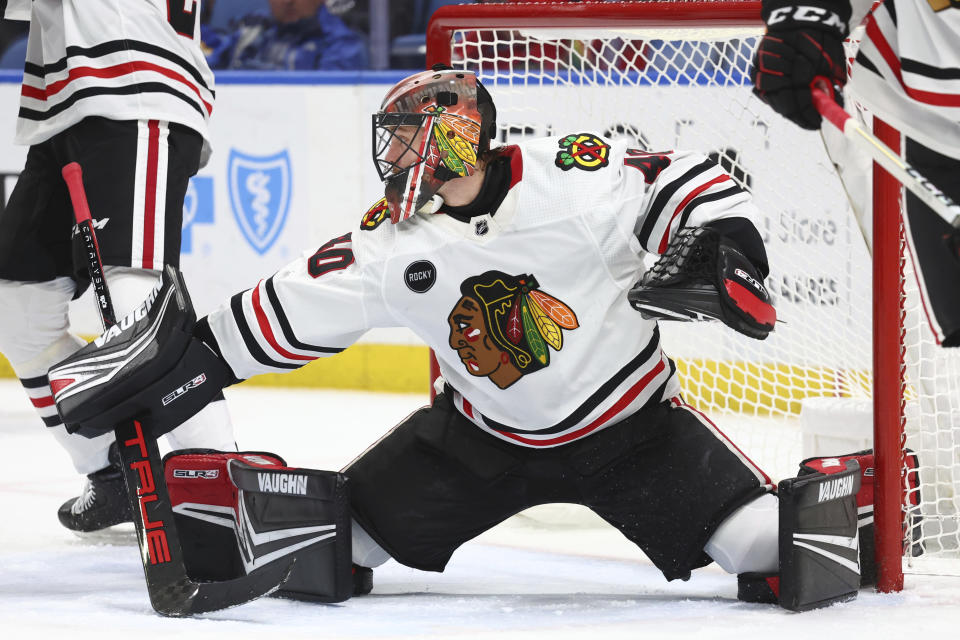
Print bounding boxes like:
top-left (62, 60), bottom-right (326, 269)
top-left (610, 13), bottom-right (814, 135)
top-left (48, 266), bottom-right (237, 439)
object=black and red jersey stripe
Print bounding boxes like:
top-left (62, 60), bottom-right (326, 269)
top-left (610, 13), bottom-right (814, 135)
top-left (857, 6), bottom-right (960, 108)
top-left (19, 39), bottom-right (213, 121)
top-left (229, 277), bottom-right (344, 372)
top-left (451, 328), bottom-right (676, 447)
top-left (635, 158), bottom-right (743, 252)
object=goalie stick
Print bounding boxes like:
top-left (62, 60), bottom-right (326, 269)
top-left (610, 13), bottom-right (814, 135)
top-left (810, 78), bottom-right (960, 230)
top-left (60, 162), bottom-right (293, 617)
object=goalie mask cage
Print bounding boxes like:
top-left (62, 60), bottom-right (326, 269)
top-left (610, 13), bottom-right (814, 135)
top-left (425, 0), bottom-right (960, 593)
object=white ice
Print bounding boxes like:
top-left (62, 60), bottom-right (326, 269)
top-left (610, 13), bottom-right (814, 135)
top-left (1, 380), bottom-right (959, 639)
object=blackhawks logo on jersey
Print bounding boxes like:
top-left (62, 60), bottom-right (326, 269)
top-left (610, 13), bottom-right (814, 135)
top-left (447, 271), bottom-right (579, 389)
top-left (555, 133), bottom-right (610, 172)
top-left (360, 197), bottom-right (390, 230)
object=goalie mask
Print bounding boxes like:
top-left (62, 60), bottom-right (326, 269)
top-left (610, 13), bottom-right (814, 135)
top-left (373, 68), bottom-right (496, 224)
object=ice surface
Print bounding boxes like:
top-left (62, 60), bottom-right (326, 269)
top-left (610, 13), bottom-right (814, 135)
top-left (1, 381), bottom-right (959, 639)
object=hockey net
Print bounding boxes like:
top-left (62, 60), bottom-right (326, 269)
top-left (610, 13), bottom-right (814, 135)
top-left (426, 0), bottom-right (960, 588)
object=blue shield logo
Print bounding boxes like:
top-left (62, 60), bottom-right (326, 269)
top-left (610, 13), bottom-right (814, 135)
top-left (181, 176), bottom-right (214, 254)
top-left (228, 149), bottom-right (292, 255)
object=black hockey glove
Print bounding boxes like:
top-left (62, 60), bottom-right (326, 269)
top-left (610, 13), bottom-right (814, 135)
top-left (48, 266), bottom-right (235, 438)
top-left (628, 227), bottom-right (776, 340)
top-left (750, 0), bottom-right (851, 130)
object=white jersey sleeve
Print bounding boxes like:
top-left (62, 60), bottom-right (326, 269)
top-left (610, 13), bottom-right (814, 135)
top-left (618, 148), bottom-right (759, 256)
top-left (204, 231), bottom-right (396, 381)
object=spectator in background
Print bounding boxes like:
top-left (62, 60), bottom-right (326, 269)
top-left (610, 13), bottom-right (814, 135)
top-left (204, 0), bottom-right (368, 70)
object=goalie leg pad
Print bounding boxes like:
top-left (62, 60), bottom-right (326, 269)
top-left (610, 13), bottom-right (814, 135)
top-left (777, 459), bottom-right (861, 611)
top-left (799, 448), bottom-right (922, 587)
top-left (165, 449), bottom-right (353, 603)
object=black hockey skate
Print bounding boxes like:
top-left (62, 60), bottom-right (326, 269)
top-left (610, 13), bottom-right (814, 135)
top-left (57, 443), bottom-right (132, 532)
top-left (353, 564), bottom-right (373, 595)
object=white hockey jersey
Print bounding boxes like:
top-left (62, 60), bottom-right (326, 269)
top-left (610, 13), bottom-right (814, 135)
top-left (205, 135), bottom-right (760, 448)
top-left (848, 0), bottom-right (960, 157)
top-left (2, 0), bottom-right (214, 150)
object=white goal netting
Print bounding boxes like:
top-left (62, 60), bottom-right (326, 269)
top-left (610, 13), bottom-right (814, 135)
top-left (439, 1), bottom-right (960, 574)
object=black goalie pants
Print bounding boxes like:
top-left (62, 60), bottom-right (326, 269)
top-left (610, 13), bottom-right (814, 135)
top-left (345, 392), bottom-right (770, 582)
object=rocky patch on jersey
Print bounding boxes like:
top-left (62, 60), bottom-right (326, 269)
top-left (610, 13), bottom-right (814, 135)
top-left (555, 133), bottom-right (610, 172)
top-left (404, 260), bottom-right (436, 293)
top-left (448, 271), bottom-right (579, 389)
top-left (360, 197), bottom-right (390, 230)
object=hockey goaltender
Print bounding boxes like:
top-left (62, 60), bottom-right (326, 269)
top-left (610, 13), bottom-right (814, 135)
top-left (48, 66), bottom-right (873, 614)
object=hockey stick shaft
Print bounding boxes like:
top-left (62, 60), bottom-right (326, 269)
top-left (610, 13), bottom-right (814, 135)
top-left (810, 79), bottom-right (960, 229)
top-left (60, 162), bottom-right (291, 616)
top-left (62, 163), bottom-right (116, 330)
top-left (62, 161), bottom-right (189, 612)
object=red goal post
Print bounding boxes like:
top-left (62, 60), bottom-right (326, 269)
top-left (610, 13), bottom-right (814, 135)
top-left (424, 0), bottom-right (959, 593)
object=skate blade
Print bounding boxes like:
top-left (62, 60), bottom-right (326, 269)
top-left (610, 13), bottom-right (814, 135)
top-left (66, 522), bottom-right (138, 546)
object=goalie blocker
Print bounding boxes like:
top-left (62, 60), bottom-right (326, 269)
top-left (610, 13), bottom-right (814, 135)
top-left (49, 266), bottom-right (233, 439)
top-left (165, 450), bottom-right (354, 602)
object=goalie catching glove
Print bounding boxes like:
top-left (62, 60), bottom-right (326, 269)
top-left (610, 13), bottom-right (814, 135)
top-left (48, 266), bottom-right (234, 439)
top-left (628, 226), bottom-right (776, 340)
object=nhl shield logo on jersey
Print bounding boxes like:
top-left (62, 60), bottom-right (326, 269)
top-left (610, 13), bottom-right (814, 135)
top-left (555, 133), bottom-right (610, 171)
top-left (360, 197), bottom-right (391, 231)
top-left (228, 149), bottom-right (292, 255)
top-left (447, 271), bottom-right (579, 389)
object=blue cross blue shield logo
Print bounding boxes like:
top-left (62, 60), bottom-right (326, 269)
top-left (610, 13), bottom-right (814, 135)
top-left (228, 149), bottom-right (292, 255)
top-left (181, 176), bottom-right (214, 254)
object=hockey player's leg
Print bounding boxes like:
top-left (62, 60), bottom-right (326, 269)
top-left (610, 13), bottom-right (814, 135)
top-left (0, 267), bottom-right (235, 532)
top-left (799, 449), bottom-right (921, 587)
top-left (0, 277), bottom-right (105, 467)
top-left (345, 392), bottom-right (539, 585)
top-left (165, 450), bottom-right (385, 600)
top-left (351, 519), bottom-right (390, 595)
top-left (60, 266), bottom-right (237, 527)
top-left (587, 399), bottom-right (858, 610)
top-left (901, 138), bottom-right (960, 346)
top-left (56, 267), bottom-right (161, 531)
top-left (584, 399), bottom-right (773, 582)
top-left (716, 463), bottom-right (862, 611)
top-left (0, 277), bottom-right (126, 531)
top-left (704, 492), bottom-right (779, 575)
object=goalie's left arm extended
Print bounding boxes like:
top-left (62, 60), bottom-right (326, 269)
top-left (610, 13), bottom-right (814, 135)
top-left (620, 148), bottom-right (775, 339)
top-left (629, 223), bottom-right (776, 340)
